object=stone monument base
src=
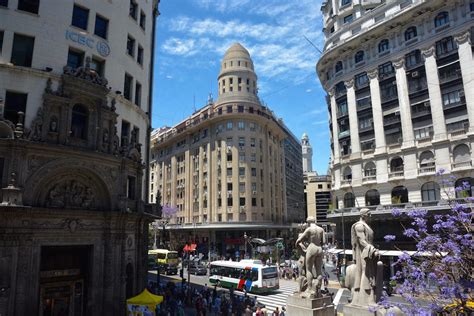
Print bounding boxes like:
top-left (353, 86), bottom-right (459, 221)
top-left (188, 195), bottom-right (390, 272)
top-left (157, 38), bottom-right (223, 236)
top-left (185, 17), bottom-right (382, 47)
top-left (343, 304), bottom-right (403, 316)
top-left (286, 294), bottom-right (334, 316)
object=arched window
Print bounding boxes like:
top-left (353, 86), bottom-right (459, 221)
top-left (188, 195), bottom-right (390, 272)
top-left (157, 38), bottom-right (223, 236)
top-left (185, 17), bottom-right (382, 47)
top-left (335, 61), bottom-right (343, 73)
top-left (404, 26), bottom-right (417, 41)
top-left (365, 189), bottom-right (380, 206)
top-left (343, 192), bottom-right (355, 208)
top-left (419, 151), bottom-right (435, 171)
top-left (71, 104), bottom-right (88, 140)
top-left (455, 178), bottom-right (473, 198)
top-left (378, 39), bottom-right (389, 53)
top-left (364, 161), bottom-right (376, 178)
top-left (434, 12), bottom-right (449, 28)
top-left (421, 182), bottom-right (440, 202)
top-left (342, 166), bottom-right (352, 181)
top-left (390, 157), bottom-right (404, 173)
top-left (392, 186), bottom-right (408, 204)
top-left (453, 144), bottom-right (471, 165)
top-left (355, 51), bottom-right (364, 63)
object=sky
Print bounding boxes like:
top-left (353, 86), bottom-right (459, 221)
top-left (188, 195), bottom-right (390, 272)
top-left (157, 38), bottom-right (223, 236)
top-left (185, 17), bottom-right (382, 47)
top-left (151, 0), bottom-right (330, 174)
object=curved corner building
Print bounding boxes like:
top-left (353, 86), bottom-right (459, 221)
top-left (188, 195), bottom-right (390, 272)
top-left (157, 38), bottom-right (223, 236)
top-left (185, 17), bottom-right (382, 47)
top-left (317, 0), bottom-right (474, 246)
top-left (150, 43), bottom-right (304, 256)
top-left (0, 1), bottom-right (159, 315)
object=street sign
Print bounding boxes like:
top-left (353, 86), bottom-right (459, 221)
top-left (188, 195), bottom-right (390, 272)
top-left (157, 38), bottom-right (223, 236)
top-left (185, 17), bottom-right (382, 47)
top-left (276, 242), bottom-right (284, 250)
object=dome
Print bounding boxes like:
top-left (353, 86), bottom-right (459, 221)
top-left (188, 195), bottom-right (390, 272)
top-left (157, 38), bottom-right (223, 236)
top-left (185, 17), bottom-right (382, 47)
top-left (302, 132), bottom-right (309, 139)
top-left (223, 43), bottom-right (251, 60)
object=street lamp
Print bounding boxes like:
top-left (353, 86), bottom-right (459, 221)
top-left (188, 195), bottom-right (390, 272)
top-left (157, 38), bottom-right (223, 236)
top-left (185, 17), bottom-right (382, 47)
top-left (244, 232), bottom-right (248, 259)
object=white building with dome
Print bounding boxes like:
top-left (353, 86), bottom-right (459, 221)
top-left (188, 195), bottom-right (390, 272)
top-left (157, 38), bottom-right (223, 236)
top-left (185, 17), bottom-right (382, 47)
top-left (149, 43), bottom-right (304, 258)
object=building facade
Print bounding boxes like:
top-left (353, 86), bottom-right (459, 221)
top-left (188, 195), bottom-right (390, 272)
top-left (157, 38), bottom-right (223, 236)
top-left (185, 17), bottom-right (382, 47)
top-left (317, 0), bottom-right (474, 247)
top-left (303, 173), bottom-right (333, 242)
top-left (150, 43), bottom-right (304, 258)
top-left (0, 1), bottom-right (159, 315)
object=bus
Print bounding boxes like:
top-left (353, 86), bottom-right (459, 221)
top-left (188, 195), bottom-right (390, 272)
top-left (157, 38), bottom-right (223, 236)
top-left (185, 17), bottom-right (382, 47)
top-left (148, 249), bottom-right (179, 275)
top-left (209, 260), bottom-right (279, 294)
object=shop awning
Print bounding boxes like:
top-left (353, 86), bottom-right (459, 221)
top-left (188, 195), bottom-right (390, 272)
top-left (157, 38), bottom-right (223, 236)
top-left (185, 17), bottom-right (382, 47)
top-left (127, 289), bottom-right (163, 313)
top-left (183, 243), bottom-right (197, 252)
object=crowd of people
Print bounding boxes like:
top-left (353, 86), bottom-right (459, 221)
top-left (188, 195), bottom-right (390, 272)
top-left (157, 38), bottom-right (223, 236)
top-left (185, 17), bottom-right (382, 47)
top-left (149, 281), bottom-right (286, 316)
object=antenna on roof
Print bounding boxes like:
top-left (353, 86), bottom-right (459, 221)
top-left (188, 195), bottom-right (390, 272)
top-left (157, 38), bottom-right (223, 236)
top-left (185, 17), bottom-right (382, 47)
top-left (304, 35), bottom-right (323, 55)
top-left (193, 94), bottom-right (196, 112)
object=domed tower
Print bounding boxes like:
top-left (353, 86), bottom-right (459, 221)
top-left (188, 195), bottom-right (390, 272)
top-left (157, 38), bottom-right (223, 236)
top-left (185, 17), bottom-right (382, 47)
top-left (302, 132), bottom-right (313, 173)
top-left (217, 43), bottom-right (259, 104)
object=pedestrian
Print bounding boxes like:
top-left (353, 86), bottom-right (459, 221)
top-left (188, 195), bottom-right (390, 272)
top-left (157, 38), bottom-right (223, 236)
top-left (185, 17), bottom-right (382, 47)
top-left (272, 307), bottom-right (280, 315)
top-left (244, 305), bottom-right (253, 316)
top-left (255, 306), bottom-right (263, 316)
top-left (280, 306), bottom-right (286, 316)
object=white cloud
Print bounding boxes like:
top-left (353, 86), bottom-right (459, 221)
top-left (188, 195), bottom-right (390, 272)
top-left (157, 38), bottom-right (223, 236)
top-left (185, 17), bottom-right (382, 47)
top-left (166, 75), bottom-right (173, 79)
top-left (306, 89), bottom-right (312, 93)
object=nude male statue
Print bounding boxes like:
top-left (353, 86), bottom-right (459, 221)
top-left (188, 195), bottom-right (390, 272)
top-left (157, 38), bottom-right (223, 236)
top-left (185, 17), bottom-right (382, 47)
top-left (295, 216), bottom-right (325, 296)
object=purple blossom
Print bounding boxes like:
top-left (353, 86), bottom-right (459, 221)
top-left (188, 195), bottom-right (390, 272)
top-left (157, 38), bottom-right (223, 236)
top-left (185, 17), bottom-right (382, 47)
top-left (435, 168), bottom-right (445, 176)
top-left (384, 235), bottom-right (396, 242)
top-left (161, 204), bottom-right (178, 217)
top-left (403, 228), bottom-right (419, 238)
top-left (391, 208), bottom-right (402, 217)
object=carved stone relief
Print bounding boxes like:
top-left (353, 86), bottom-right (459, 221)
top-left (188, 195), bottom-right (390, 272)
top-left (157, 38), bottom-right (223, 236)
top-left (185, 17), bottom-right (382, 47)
top-left (45, 180), bottom-right (96, 209)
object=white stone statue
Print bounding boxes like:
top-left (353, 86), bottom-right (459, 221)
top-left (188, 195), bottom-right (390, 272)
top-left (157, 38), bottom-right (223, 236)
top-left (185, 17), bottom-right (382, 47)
top-left (295, 216), bottom-right (325, 297)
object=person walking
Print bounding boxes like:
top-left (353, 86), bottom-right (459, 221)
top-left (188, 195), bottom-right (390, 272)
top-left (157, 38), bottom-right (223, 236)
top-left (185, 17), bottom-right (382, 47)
top-left (272, 307), bottom-right (280, 315)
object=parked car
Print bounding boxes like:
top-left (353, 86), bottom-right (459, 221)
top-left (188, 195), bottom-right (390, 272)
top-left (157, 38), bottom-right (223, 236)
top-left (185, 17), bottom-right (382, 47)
top-left (188, 263), bottom-right (208, 275)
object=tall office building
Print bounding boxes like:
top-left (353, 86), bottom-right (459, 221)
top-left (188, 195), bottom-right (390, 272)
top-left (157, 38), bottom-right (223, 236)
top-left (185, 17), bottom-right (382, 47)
top-left (0, 1), bottom-right (159, 314)
top-left (317, 0), bottom-right (473, 247)
top-left (149, 43), bottom-right (304, 258)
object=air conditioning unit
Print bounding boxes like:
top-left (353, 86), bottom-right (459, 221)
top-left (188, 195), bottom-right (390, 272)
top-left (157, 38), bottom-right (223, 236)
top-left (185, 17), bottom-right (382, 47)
top-left (252, 190), bottom-right (257, 195)
top-left (459, 90), bottom-right (465, 97)
top-left (411, 71), bottom-right (420, 78)
top-left (394, 111), bottom-right (400, 116)
top-left (423, 101), bottom-right (430, 107)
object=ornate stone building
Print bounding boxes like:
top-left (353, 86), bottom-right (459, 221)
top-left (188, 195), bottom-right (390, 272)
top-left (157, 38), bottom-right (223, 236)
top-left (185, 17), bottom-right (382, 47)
top-left (317, 0), bottom-right (474, 248)
top-left (0, 1), bottom-right (160, 315)
top-left (149, 43), bottom-right (304, 258)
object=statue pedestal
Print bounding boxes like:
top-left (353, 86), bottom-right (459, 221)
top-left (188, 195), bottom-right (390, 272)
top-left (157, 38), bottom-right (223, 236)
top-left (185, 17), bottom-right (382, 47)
top-left (286, 294), bottom-right (334, 316)
top-left (343, 304), bottom-right (403, 316)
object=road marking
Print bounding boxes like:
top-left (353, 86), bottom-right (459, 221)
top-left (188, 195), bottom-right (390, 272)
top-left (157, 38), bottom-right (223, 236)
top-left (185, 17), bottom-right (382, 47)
top-left (333, 288), bottom-right (344, 306)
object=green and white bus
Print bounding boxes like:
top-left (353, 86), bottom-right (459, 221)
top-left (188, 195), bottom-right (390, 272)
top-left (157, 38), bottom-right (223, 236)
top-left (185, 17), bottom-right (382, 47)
top-left (209, 260), bottom-right (279, 294)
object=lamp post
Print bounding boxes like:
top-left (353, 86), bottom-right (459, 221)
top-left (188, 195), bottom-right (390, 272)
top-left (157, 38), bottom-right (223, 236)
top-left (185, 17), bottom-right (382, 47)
top-left (244, 232), bottom-right (248, 259)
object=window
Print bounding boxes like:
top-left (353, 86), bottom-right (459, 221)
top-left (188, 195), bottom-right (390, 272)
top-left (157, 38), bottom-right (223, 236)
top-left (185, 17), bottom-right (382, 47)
top-left (0, 0), bottom-right (7, 7)
top-left (227, 153), bottom-right (232, 162)
top-left (251, 168), bottom-right (256, 177)
top-left (343, 14), bottom-right (353, 24)
top-left (238, 105), bottom-right (244, 113)
top-left (378, 39), bottom-right (389, 53)
top-left (140, 11), bottom-right (146, 30)
top-left (335, 61), bottom-right (343, 73)
top-left (442, 90), bottom-right (461, 106)
top-left (390, 157), bottom-right (404, 173)
top-left (250, 138), bottom-right (256, 147)
top-left (18, 0), bottom-right (39, 14)
top-left (71, 104), bottom-right (88, 139)
top-left (127, 35), bottom-right (135, 57)
top-left (343, 192), bottom-right (355, 208)
top-left (121, 120), bottom-right (130, 145)
top-left (135, 82), bottom-right (142, 106)
top-left (365, 189), bottom-right (380, 206)
top-left (227, 198), bottom-right (233, 207)
top-left (226, 137), bottom-right (232, 146)
top-left (226, 121), bottom-right (233, 130)
top-left (341, 0), bottom-right (351, 5)
top-left (240, 197), bottom-right (245, 206)
top-left (72, 5), bottom-right (89, 30)
top-left (378, 62), bottom-right (394, 77)
top-left (0, 31), bottom-right (3, 53)
top-left (238, 121), bottom-right (245, 130)
top-left (137, 45), bottom-right (144, 65)
top-left (452, 144), bottom-right (471, 165)
top-left (405, 50), bottom-right (421, 68)
top-left (90, 57), bottom-right (104, 77)
top-left (227, 183), bottom-right (233, 191)
top-left (404, 26), bottom-right (417, 41)
top-left (354, 51), bottom-right (364, 63)
top-left (67, 48), bottom-right (84, 69)
top-left (434, 12), bottom-right (449, 28)
top-left (227, 168), bottom-right (232, 177)
top-left (239, 183), bottom-right (245, 193)
top-left (4, 91), bottom-right (27, 125)
top-left (94, 15), bottom-right (108, 39)
top-left (11, 33), bottom-right (35, 67)
top-left (391, 186), bottom-right (408, 204)
top-left (471, 2), bottom-right (474, 11)
top-left (124, 73), bottom-right (133, 101)
top-left (455, 177), bottom-right (473, 198)
top-left (129, 0), bottom-right (137, 20)
top-left (355, 73), bottom-right (368, 88)
top-left (238, 137), bottom-right (245, 147)
top-left (421, 182), bottom-right (440, 201)
top-left (239, 167), bottom-right (245, 176)
top-left (252, 198), bottom-right (257, 206)
top-left (127, 176), bottom-right (136, 200)
top-left (227, 105), bottom-right (232, 113)
top-left (436, 37), bottom-right (455, 56)
top-left (239, 152), bottom-right (245, 162)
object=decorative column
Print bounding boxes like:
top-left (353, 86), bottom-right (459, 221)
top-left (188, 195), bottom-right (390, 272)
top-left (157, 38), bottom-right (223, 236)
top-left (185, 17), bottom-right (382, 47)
top-left (422, 46), bottom-right (447, 140)
top-left (345, 79), bottom-right (361, 154)
top-left (393, 58), bottom-right (415, 147)
top-left (455, 30), bottom-right (474, 134)
top-left (368, 68), bottom-right (386, 149)
top-left (329, 89), bottom-right (340, 161)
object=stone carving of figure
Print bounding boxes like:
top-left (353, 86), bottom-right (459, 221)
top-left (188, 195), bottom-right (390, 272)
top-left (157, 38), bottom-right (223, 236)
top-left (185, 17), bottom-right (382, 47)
top-left (47, 184), bottom-right (65, 208)
top-left (49, 117), bottom-right (58, 132)
top-left (346, 208), bottom-right (379, 307)
top-left (82, 187), bottom-right (95, 209)
top-left (296, 225), bottom-right (307, 292)
top-left (112, 127), bottom-right (120, 155)
top-left (295, 216), bottom-right (325, 297)
top-left (30, 107), bottom-right (44, 141)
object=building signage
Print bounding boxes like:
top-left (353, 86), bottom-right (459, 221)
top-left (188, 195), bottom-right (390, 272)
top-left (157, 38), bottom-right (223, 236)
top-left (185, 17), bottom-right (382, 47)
top-left (65, 30), bottom-right (110, 57)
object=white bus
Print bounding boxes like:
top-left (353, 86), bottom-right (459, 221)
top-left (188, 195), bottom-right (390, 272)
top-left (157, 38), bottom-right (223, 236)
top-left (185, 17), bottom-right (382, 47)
top-left (209, 260), bottom-right (279, 294)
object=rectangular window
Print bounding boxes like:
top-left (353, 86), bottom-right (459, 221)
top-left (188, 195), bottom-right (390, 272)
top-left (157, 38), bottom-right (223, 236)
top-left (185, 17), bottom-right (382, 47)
top-left (135, 82), bottom-right (142, 106)
top-left (238, 105), bottom-right (244, 112)
top-left (11, 33), bottom-right (35, 67)
top-left (226, 105), bottom-right (232, 113)
top-left (239, 197), bottom-right (245, 206)
top-left (261, 199), bottom-right (264, 207)
top-left (67, 48), bottom-right (84, 69)
top-left (94, 14), bottom-right (108, 39)
top-left (227, 183), bottom-right (233, 191)
top-left (250, 153), bottom-right (256, 162)
top-left (18, 0), bottom-right (39, 14)
top-left (239, 167), bottom-right (245, 176)
top-left (127, 35), bottom-right (135, 57)
top-left (239, 183), bottom-right (245, 192)
top-left (227, 153), bottom-right (232, 161)
top-left (124, 73), bottom-right (133, 101)
top-left (252, 198), bottom-right (257, 206)
top-left (442, 90), bottom-right (461, 106)
top-left (343, 14), bottom-right (353, 24)
top-left (227, 168), bottom-right (232, 177)
top-left (226, 121), bottom-right (233, 130)
top-left (239, 152), bottom-right (245, 162)
top-left (129, 0), bottom-right (137, 20)
top-left (238, 121), bottom-right (245, 130)
top-left (251, 168), bottom-right (256, 177)
top-left (140, 11), bottom-right (146, 29)
top-left (227, 198), bottom-right (233, 207)
top-left (127, 176), bottom-right (136, 200)
top-left (121, 120), bottom-right (130, 145)
top-left (72, 5), bottom-right (89, 30)
top-left (226, 137), bottom-right (233, 146)
top-left (137, 45), bottom-right (144, 65)
top-left (238, 137), bottom-right (245, 147)
top-left (90, 57), bottom-right (105, 77)
top-left (250, 138), bottom-right (256, 147)
top-left (0, 31), bottom-right (3, 53)
top-left (4, 91), bottom-right (27, 125)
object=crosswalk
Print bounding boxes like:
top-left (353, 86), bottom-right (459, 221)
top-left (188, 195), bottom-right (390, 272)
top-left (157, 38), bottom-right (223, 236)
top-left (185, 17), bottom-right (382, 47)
top-left (235, 283), bottom-right (297, 313)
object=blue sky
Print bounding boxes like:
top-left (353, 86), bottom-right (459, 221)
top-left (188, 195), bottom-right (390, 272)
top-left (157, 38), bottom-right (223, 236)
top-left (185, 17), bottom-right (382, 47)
top-left (151, 0), bottom-right (330, 174)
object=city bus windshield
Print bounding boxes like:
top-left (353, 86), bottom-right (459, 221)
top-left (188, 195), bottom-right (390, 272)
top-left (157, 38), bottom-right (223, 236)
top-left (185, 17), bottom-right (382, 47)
top-left (262, 267), bottom-right (278, 279)
top-left (167, 252), bottom-right (178, 259)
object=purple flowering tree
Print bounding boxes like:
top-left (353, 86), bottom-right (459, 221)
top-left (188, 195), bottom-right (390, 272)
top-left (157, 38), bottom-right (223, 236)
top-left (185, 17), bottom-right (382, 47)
top-left (161, 204), bottom-right (179, 218)
top-left (381, 170), bottom-right (473, 314)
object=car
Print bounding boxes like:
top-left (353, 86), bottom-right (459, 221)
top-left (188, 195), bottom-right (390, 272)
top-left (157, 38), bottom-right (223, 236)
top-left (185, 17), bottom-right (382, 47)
top-left (188, 263), bottom-right (208, 275)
